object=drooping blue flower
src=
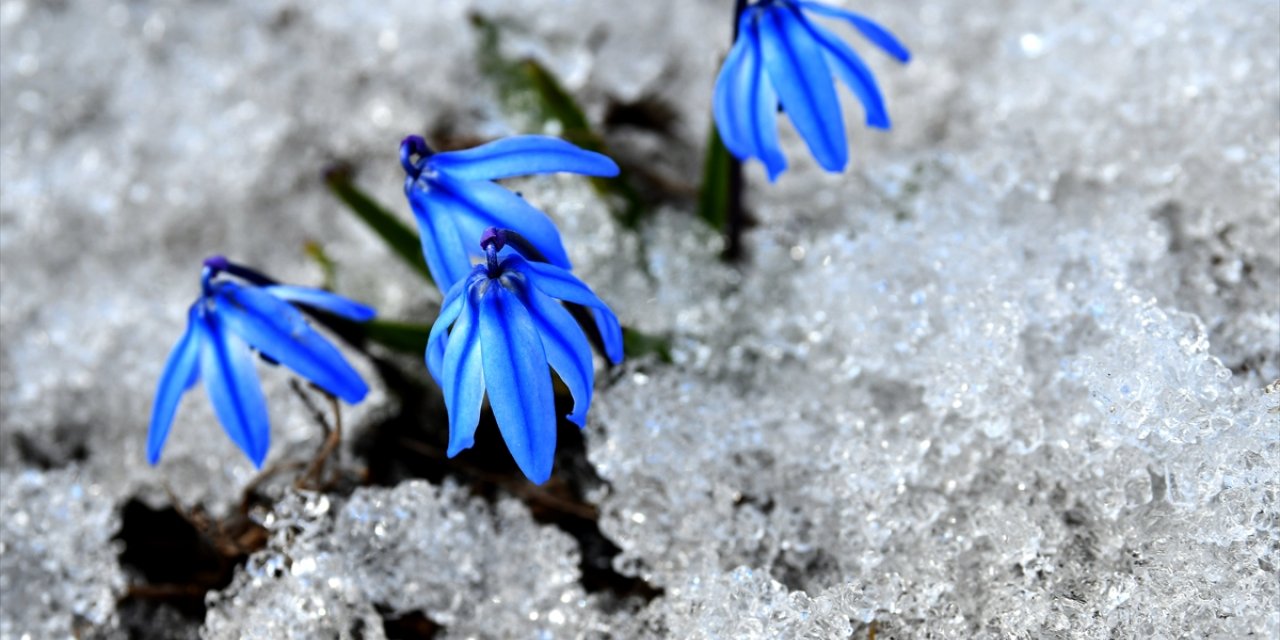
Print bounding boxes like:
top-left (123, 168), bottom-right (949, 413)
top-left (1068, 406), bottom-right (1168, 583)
top-left (400, 135), bottom-right (620, 290)
top-left (713, 0), bottom-right (910, 180)
top-left (426, 229), bottom-right (623, 484)
top-left (148, 256), bottom-right (375, 468)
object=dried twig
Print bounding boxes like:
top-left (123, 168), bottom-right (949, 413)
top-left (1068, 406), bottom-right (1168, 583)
top-left (289, 380), bottom-right (343, 491)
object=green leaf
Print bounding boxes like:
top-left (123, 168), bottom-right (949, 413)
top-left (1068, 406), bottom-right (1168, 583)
top-left (696, 125), bottom-right (732, 231)
top-left (622, 327), bottom-right (673, 363)
top-left (472, 14), bottom-right (648, 229)
top-left (521, 59), bottom-right (599, 151)
top-left (359, 315), bottom-right (669, 365)
top-left (361, 318), bottom-right (432, 355)
top-left (520, 60), bottom-right (650, 228)
top-left (324, 165), bottom-right (434, 286)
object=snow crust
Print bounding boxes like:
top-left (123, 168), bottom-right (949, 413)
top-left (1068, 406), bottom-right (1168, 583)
top-left (1, 0), bottom-right (1276, 637)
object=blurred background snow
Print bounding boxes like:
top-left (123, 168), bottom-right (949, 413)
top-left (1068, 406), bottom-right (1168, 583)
top-left (1, 0), bottom-right (1277, 637)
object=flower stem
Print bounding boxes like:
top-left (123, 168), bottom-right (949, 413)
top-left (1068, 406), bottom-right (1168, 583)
top-left (723, 0), bottom-right (749, 262)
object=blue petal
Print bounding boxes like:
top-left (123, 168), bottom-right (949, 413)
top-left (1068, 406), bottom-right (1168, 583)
top-left (590, 307), bottom-right (624, 365)
top-left (714, 12), bottom-right (787, 180)
top-left (744, 19), bottom-right (788, 180)
top-left (478, 284), bottom-right (557, 484)
top-left (147, 304), bottom-right (204, 465)
top-left (508, 256), bottom-right (623, 364)
top-left (713, 18), bottom-right (758, 160)
top-left (794, 12), bottom-right (890, 128)
top-left (200, 310), bottom-right (271, 467)
top-left (441, 283), bottom-right (485, 457)
top-left (797, 1), bottom-right (911, 62)
top-left (760, 4), bottom-right (848, 172)
top-left (213, 282), bottom-right (369, 404)
top-left (429, 136), bottom-right (619, 181)
top-left (406, 181), bottom-right (474, 290)
top-left (264, 285), bottom-right (376, 321)
top-left (433, 171), bottom-right (573, 270)
top-left (509, 274), bottom-right (595, 427)
top-left (427, 274), bottom-right (472, 386)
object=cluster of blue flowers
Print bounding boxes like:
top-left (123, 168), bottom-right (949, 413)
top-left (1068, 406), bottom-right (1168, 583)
top-left (148, 136), bottom-right (625, 484)
top-left (148, 0), bottom-right (905, 485)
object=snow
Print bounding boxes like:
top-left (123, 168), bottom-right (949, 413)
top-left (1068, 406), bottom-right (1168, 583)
top-left (1, 0), bottom-right (1276, 637)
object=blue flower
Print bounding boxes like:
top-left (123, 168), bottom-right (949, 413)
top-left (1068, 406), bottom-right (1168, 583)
top-left (426, 229), bottom-right (623, 484)
top-left (713, 0), bottom-right (910, 180)
top-left (148, 256), bottom-right (375, 468)
top-left (400, 135), bottom-right (620, 289)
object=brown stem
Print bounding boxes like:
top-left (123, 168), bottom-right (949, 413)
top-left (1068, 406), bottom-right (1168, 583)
top-left (289, 381), bottom-right (344, 491)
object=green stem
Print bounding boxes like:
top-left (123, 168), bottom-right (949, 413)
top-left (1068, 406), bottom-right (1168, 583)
top-left (723, 0), bottom-right (749, 261)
